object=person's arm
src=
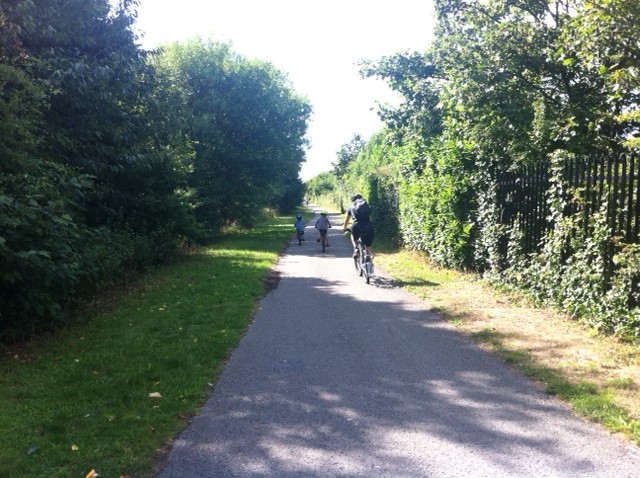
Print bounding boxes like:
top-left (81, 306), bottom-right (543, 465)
top-left (342, 213), bottom-right (350, 230)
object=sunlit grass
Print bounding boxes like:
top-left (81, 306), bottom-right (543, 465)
top-left (0, 213), bottom-right (295, 478)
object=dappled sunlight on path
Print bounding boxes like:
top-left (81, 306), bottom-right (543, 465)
top-left (157, 211), bottom-right (640, 477)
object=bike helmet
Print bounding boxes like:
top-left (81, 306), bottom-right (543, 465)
top-left (350, 194), bottom-right (362, 202)
top-left (320, 211), bottom-right (327, 216)
top-left (296, 213), bottom-right (302, 219)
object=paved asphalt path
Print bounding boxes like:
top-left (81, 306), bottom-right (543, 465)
top-left (157, 210), bottom-right (640, 477)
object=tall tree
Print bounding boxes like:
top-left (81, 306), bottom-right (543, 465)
top-left (155, 39), bottom-right (311, 231)
top-left (558, 0), bottom-right (640, 149)
top-left (333, 134), bottom-right (365, 178)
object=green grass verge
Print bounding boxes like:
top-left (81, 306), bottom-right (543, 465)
top-left (0, 213), bottom-right (295, 478)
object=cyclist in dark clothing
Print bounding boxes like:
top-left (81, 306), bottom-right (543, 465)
top-left (342, 194), bottom-right (374, 258)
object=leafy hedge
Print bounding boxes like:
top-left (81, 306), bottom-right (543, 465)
top-left (312, 0), bottom-right (640, 340)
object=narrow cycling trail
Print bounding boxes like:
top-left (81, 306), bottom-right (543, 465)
top-left (157, 210), bottom-right (640, 478)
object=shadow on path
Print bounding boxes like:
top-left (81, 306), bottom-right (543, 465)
top-left (157, 211), bottom-right (640, 478)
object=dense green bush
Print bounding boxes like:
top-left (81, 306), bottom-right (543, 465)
top-left (330, 130), bottom-right (474, 265)
top-left (0, 1), bottom-right (310, 342)
top-left (153, 40), bottom-right (311, 230)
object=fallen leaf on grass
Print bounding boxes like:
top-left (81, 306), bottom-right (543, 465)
top-left (85, 469), bottom-right (99, 478)
top-left (148, 392), bottom-right (162, 398)
top-left (71, 444), bottom-right (79, 451)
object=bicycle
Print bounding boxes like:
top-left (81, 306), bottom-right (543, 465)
top-left (296, 229), bottom-right (305, 246)
top-left (346, 228), bottom-right (374, 283)
top-left (318, 228), bottom-right (330, 252)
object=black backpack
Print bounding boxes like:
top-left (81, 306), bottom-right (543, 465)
top-left (353, 198), bottom-right (371, 220)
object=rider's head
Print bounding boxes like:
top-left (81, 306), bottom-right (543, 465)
top-left (350, 194), bottom-right (362, 202)
top-left (296, 213), bottom-right (302, 220)
top-left (320, 211), bottom-right (327, 216)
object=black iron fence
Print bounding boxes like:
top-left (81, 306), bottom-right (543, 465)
top-left (496, 152), bottom-right (640, 257)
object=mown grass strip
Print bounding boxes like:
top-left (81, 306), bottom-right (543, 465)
top-left (0, 213), bottom-right (296, 478)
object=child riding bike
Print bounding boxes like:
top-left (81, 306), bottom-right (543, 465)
top-left (294, 213), bottom-right (306, 245)
top-left (315, 211), bottom-right (331, 250)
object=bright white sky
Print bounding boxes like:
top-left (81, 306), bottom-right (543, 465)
top-left (132, 0), bottom-right (435, 180)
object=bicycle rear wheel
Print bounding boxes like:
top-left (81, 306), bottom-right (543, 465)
top-left (363, 259), bottom-right (373, 283)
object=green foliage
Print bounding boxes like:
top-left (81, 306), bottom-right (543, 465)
top-left (334, 128), bottom-right (475, 266)
top-left (360, 51), bottom-right (442, 143)
top-left (0, 2), bottom-right (310, 342)
top-left (337, 0), bottom-right (640, 336)
top-left (304, 171), bottom-right (343, 211)
top-left (397, 138), bottom-right (476, 267)
top-left (491, 152), bottom-right (640, 339)
top-left (0, 40), bottom-right (88, 340)
top-left (366, 173), bottom-right (399, 248)
top-left (473, 171), bottom-right (509, 273)
top-left (333, 134), bottom-right (365, 178)
top-left (154, 39), bottom-right (311, 230)
top-left (333, 131), bottom-right (400, 243)
top-left (0, 161), bottom-right (89, 341)
top-left (559, 0), bottom-right (640, 149)
top-left (609, 245), bottom-right (640, 338)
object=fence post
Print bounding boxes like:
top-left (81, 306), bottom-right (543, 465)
top-left (626, 153), bottom-right (635, 243)
top-left (635, 151), bottom-right (640, 240)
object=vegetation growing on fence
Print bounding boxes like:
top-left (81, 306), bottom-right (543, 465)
top-left (485, 151), bottom-right (640, 339)
top-left (0, 1), bottom-right (311, 342)
top-left (309, 0), bottom-right (640, 339)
